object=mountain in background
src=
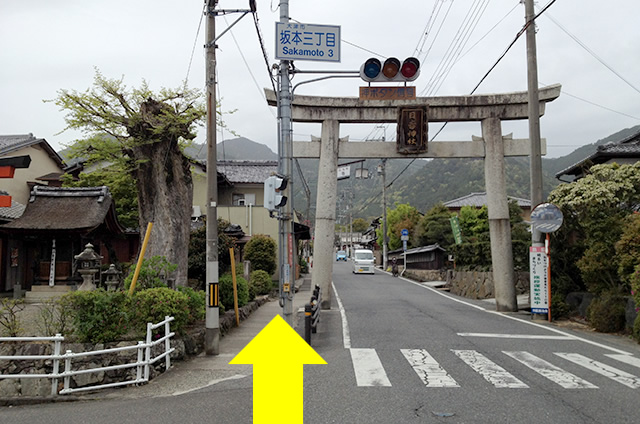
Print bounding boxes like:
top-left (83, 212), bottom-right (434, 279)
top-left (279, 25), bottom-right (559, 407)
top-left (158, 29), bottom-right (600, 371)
top-left (185, 137), bottom-right (278, 162)
top-left (57, 125), bottom-right (640, 223)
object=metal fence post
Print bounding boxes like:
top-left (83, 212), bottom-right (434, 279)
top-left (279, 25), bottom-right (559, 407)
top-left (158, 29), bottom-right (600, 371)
top-left (164, 315), bottom-right (171, 370)
top-left (304, 303), bottom-right (312, 343)
top-left (51, 334), bottom-right (62, 396)
top-left (136, 341), bottom-right (144, 382)
top-left (63, 350), bottom-right (72, 393)
top-left (145, 322), bottom-right (152, 381)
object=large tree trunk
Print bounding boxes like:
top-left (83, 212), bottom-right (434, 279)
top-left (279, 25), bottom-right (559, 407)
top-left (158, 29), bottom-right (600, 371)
top-left (129, 98), bottom-right (194, 286)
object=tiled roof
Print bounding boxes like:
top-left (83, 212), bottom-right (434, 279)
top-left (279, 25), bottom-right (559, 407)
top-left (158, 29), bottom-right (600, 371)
top-left (217, 160), bottom-right (278, 184)
top-left (0, 133), bottom-right (65, 168)
top-left (556, 129), bottom-right (640, 179)
top-left (0, 191), bottom-right (26, 221)
top-left (443, 192), bottom-right (531, 208)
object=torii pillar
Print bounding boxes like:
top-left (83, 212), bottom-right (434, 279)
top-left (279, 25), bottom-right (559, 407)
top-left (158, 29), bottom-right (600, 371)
top-left (266, 85), bottom-right (561, 312)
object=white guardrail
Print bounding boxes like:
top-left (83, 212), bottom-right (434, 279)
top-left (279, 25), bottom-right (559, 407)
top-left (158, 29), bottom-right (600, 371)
top-left (0, 316), bottom-right (175, 396)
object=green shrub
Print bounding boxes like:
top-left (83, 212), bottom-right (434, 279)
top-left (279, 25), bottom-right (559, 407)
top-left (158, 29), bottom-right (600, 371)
top-left (132, 288), bottom-right (190, 335)
top-left (37, 297), bottom-right (74, 336)
top-left (250, 270), bottom-right (274, 296)
top-left (245, 235), bottom-right (277, 275)
top-left (550, 293), bottom-right (571, 320)
top-left (124, 256), bottom-right (177, 292)
top-left (177, 286), bottom-right (206, 323)
top-left (64, 290), bottom-right (130, 343)
top-left (587, 292), bottom-right (627, 333)
top-left (0, 298), bottom-right (24, 337)
top-left (633, 314), bottom-right (640, 343)
top-left (298, 256), bottom-right (309, 274)
top-left (219, 273), bottom-right (249, 311)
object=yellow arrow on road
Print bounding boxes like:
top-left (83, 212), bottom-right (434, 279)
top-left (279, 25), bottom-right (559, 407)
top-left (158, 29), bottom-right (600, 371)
top-left (230, 315), bottom-right (326, 424)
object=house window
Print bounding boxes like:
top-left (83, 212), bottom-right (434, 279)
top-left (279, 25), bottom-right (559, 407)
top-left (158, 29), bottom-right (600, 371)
top-left (233, 193), bottom-right (255, 206)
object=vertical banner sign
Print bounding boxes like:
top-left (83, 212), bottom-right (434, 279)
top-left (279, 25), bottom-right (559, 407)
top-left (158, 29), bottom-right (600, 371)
top-left (397, 106), bottom-right (428, 154)
top-left (529, 246), bottom-right (549, 314)
top-left (449, 216), bottom-right (462, 245)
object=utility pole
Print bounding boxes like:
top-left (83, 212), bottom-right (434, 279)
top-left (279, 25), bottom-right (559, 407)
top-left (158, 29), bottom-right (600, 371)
top-left (378, 159), bottom-right (388, 271)
top-left (525, 0), bottom-right (544, 246)
top-left (204, 0), bottom-right (220, 355)
top-left (278, 0), bottom-right (295, 326)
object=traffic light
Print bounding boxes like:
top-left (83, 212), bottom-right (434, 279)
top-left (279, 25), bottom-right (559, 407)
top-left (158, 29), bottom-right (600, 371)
top-left (360, 57), bottom-right (420, 83)
top-left (263, 175), bottom-right (288, 211)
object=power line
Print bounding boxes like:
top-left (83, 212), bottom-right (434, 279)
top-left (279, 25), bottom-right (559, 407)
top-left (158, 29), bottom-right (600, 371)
top-left (185, 3), bottom-right (206, 86)
top-left (543, 11), bottom-right (640, 96)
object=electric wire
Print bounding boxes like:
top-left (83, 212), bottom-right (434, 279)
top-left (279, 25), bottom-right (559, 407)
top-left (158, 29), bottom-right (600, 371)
top-left (542, 12), bottom-right (640, 96)
top-left (185, 2), bottom-right (207, 87)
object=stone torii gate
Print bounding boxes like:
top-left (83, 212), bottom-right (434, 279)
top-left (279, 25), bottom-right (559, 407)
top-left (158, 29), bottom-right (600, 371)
top-left (266, 84), bottom-right (561, 312)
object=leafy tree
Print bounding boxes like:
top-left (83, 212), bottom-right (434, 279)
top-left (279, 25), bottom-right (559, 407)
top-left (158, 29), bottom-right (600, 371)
top-left (459, 205), bottom-right (489, 242)
top-left (416, 203), bottom-right (454, 249)
top-left (245, 234), bottom-right (277, 276)
top-left (352, 218), bottom-right (369, 233)
top-left (548, 163), bottom-right (640, 295)
top-left (615, 213), bottom-right (640, 286)
top-left (50, 70), bottom-right (206, 285)
top-left (188, 218), bottom-right (237, 289)
top-left (377, 203), bottom-right (421, 250)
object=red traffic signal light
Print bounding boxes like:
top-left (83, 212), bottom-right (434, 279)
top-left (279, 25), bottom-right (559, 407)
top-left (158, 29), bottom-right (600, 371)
top-left (360, 57), bottom-right (420, 83)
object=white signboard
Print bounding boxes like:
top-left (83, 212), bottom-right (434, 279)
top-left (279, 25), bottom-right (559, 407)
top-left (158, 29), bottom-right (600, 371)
top-left (337, 165), bottom-right (350, 180)
top-left (275, 22), bottom-right (341, 62)
top-left (529, 246), bottom-right (549, 314)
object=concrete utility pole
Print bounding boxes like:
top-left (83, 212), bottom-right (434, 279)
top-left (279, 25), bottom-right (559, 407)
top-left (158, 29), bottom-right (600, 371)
top-left (379, 159), bottom-right (388, 271)
top-left (525, 0), bottom-right (544, 246)
top-left (278, 0), bottom-right (295, 326)
top-left (204, 0), bottom-right (220, 355)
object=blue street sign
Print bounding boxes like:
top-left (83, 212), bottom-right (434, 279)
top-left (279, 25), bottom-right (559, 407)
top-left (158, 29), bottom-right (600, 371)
top-left (401, 229), bottom-right (409, 236)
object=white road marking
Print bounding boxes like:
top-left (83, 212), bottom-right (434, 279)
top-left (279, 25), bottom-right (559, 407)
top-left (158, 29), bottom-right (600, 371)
top-left (332, 281), bottom-right (351, 349)
top-left (555, 353), bottom-right (640, 389)
top-left (402, 278), bottom-right (633, 356)
top-left (458, 333), bottom-right (574, 340)
top-left (504, 351), bottom-right (597, 389)
top-left (452, 350), bottom-right (528, 388)
top-left (606, 354), bottom-right (640, 370)
top-left (171, 374), bottom-right (247, 396)
top-left (350, 348), bottom-right (392, 387)
top-left (401, 349), bottom-right (459, 388)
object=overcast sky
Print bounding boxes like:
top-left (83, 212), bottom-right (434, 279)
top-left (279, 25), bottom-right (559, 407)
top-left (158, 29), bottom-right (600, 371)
top-left (1, 0), bottom-right (639, 159)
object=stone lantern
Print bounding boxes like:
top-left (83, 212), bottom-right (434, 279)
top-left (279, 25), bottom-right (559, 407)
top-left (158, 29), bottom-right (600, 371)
top-left (75, 243), bottom-right (103, 291)
top-left (103, 264), bottom-right (122, 291)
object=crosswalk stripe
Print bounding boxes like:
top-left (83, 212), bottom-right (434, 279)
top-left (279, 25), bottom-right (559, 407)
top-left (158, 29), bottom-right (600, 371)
top-left (606, 354), bottom-right (640, 370)
top-left (350, 348), bottom-right (392, 387)
top-left (452, 350), bottom-right (528, 388)
top-left (401, 349), bottom-right (460, 388)
top-left (504, 351), bottom-right (598, 389)
top-left (555, 353), bottom-right (640, 389)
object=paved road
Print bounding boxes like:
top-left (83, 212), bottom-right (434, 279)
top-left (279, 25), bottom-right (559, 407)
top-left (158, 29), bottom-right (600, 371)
top-left (2, 263), bottom-right (640, 423)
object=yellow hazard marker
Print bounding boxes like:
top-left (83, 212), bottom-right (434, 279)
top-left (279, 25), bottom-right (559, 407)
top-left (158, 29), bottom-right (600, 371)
top-left (230, 315), bottom-right (326, 423)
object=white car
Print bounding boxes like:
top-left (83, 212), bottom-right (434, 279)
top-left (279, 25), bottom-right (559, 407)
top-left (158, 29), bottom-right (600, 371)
top-left (352, 249), bottom-right (375, 274)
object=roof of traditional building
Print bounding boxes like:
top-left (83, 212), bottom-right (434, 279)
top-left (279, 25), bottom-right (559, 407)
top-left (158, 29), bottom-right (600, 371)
top-left (0, 133), bottom-right (65, 168)
top-left (0, 190), bottom-right (26, 221)
top-left (0, 186), bottom-right (125, 234)
top-left (216, 160), bottom-right (278, 184)
top-left (555, 129), bottom-right (640, 179)
top-left (443, 192), bottom-right (531, 209)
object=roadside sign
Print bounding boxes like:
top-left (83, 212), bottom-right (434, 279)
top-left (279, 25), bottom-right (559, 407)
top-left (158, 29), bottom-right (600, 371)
top-left (531, 203), bottom-right (563, 233)
top-left (450, 216), bottom-right (462, 245)
top-left (529, 246), bottom-right (549, 314)
top-left (275, 22), bottom-right (341, 62)
top-left (337, 165), bottom-right (350, 180)
top-left (401, 229), bottom-right (409, 236)
top-left (359, 86), bottom-right (416, 101)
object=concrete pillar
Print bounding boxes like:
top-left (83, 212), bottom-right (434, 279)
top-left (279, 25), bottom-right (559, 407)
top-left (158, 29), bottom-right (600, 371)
top-left (482, 117), bottom-right (518, 312)
top-left (311, 120), bottom-right (340, 309)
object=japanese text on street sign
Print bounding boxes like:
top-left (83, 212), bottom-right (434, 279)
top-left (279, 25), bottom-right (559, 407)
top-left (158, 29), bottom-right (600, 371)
top-left (275, 22), bottom-right (341, 62)
top-left (529, 246), bottom-right (549, 314)
top-left (359, 86), bottom-right (416, 101)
